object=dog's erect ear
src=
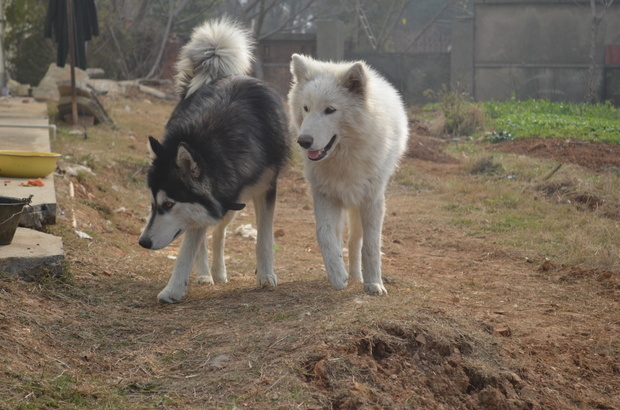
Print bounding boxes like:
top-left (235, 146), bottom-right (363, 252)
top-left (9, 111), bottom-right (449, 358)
top-left (342, 62), bottom-right (366, 96)
top-left (226, 202), bottom-right (246, 211)
top-left (148, 136), bottom-right (163, 160)
top-left (290, 54), bottom-right (309, 84)
top-left (176, 142), bottom-right (200, 178)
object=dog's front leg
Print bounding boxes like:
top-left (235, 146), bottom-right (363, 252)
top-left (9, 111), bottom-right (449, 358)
top-left (360, 196), bottom-right (387, 295)
top-left (313, 192), bottom-right (348, 290)
top-left (210, 210), bottom-right (237, 283)
top-left (347, 208), bottom-right (363, 283)
top-left (158, 227), bottom-right (205, 303)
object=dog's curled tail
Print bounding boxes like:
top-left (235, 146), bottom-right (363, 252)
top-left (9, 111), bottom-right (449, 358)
top-left (175, 18), bottom-right (254, 98)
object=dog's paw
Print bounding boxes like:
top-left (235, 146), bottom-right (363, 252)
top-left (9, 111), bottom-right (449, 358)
top-left (364, 282), bottom-right (387, 295)
top-left (212, 267), bottom-right (228, 283)
top-left (157, 286), bottom-right (185, 304)
top-left (328, 270), bottom-right (349, 290)
top-left (257, 271), bottom-right (278, 287)
top-left (196, 275), bottom-right (214, 285)
top-left (350, 269), bottom-right (363, 283)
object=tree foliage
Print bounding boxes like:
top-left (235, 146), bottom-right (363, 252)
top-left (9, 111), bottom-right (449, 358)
top-left (2, 0), bottom-right (473, 85)
top-left (89, 0), bottom-right (223, 80)
top-left (3, 0), bottom-right (54, 86)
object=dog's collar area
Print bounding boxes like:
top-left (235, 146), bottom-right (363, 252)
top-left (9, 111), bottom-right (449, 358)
top-left (308, 134), bottom-right (337, 161)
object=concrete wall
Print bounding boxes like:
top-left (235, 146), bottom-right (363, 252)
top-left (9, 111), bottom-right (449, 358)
top-left (464, 0), bottom-right (620, 102)
top-left (256, 22), bottom-right (342, 99)
top-left (256, 34), bottom-right (315, 97)
top-left (316, 20), bottom-right (345, 61)
top-left (257, 22), bottom-right (451, 106)
top-left (451, 17), bottom-right (474, 95)
top-left (348, 52), bottom-right (451, 106)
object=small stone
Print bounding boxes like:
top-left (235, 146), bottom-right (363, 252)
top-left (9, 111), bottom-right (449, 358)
top-left (494, 326), bottom-right (512, 337)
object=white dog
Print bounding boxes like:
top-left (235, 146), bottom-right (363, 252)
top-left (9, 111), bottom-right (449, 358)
top-left (287, 54), bottom-right (409, 295)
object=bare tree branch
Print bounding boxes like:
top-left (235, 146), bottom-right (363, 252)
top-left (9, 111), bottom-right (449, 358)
top-left (108, 26), bottom-right (130, 79)
top-left (175, 0), bottom-right (219, 27)
top-left (376, 0), bottom-right (409, 51)
top-left (146, 0), bottom-right (192, 79)
top-left (404, 0), bottom-right (456, 53)
top-left (257, 0), bottom-right (320, 40)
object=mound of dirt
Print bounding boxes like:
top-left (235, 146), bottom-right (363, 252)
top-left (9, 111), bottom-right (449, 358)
top-left (407, 121), bottom-right (461, 164)
top-left (302, 320), bottom-right (536, 409)
top-left (494, 138), bottom-right (620, 172)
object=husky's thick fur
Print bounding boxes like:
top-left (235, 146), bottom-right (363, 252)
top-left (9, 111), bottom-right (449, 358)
top-left (287, 54), bottom-right (409, 295)
top-left (139, 19), bottom-right (290, 303)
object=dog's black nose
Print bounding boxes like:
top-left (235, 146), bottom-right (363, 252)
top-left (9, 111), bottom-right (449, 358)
top-left (139, 238), bottom-right (152, 249)
top-left (297, 134), bottom-right (313, 149)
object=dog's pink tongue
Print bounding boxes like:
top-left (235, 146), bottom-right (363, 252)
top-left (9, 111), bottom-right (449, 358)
top-left (308, 149), bottom-right (322, 160)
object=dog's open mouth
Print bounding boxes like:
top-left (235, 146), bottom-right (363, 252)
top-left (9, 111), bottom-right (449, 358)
top-left (307, 135), bottom-right (337, 161)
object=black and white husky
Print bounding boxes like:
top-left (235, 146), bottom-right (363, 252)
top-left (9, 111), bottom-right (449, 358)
top-left (139, 19), bottom-right (290, 303)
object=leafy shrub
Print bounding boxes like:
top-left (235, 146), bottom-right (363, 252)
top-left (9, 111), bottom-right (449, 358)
top-left (470, 156), bottom-right (504, 175)
top-left (487, 130), bottom-right (514, 143)
top-left (426, 85), bottom-right (486, 137)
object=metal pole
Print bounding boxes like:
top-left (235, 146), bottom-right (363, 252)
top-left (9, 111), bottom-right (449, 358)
top-left (65, 0), bottom-right (78, 125)
top-left (0, 124), bottom-right (57, 140)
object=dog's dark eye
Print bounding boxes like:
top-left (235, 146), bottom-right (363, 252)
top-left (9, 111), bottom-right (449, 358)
top-left (303, 105), bottom-right (309, 112)
top-left (163, 201), bottom-right (174, 210)
top-left (324, 107), bottom-right (336, 115)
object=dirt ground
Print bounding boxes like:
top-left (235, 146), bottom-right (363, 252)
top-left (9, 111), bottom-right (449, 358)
top-left (1, 98), bottom-right (618, 409)
top-left (495, 138), bottom-right (620, 172)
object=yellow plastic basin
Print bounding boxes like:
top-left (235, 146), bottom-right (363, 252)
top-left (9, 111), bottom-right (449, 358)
top-left (0, 150), bottom-right (61, 178)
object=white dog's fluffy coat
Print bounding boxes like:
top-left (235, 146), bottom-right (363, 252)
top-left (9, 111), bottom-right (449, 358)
top-left (288, 54), bottom-right (409, 295)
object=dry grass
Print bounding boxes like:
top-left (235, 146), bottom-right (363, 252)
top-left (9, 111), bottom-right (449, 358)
top-left (441, 145), bottom-right (620, 272)
top-left (0, 94), bottom-right (618, 408)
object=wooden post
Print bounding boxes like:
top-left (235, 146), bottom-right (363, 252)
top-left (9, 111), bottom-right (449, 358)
top-left (65, 0), bottom-right (78, 126)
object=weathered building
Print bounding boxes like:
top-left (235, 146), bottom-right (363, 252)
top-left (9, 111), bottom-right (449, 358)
top-left (453, 0), bottom-right (620, 103)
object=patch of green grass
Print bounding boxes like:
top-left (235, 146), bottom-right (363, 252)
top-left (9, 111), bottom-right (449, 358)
top-left (483, 194), bottom-right (521, 211)
top-left (161, 351), bottom-right (187, 362)
top-left (272, 313), bottom-right (295, 321)
top-left (483, 99), bottom-right (620, 143)
top-left (443, 204), bottom-right (482, 214)
top-left (450, 218), bottom-right (475, 227)
top-left (123, 381), bottom-right (162, 394)
top-left (487, 130), bottom-right (514, 143)
top-left (76, 153), bottom-right (97, 170)
top-left (485, 216), bottom-right (528, 233)
top-left (7, 373), bottom-right (99, 409)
